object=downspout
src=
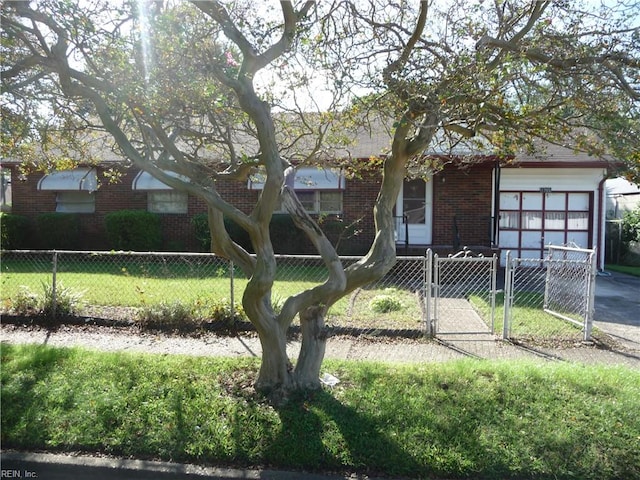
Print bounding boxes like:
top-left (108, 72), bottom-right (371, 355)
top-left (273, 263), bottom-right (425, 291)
top-left (597, 173), bottom-right (607, 271)
top-left (492, 159), bottom-right (501, 248)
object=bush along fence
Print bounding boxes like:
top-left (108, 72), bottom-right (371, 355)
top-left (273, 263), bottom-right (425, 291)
top-left (0, 246), bottom-right (596, 344)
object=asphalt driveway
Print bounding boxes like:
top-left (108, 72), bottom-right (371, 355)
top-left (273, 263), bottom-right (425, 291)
top-left (594, 270), bottom-right (640, 347)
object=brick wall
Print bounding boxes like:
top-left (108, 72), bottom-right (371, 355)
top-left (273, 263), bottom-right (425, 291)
top-left (432, 163), bottom-right (494, 249)
top-left (341, 172), bottom-right (381, 254)
top-left (7, 163), bottom-right (494, 254)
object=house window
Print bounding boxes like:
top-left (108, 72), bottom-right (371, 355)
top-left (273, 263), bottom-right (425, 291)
top-left (148, 191), bottom-right (188, 214)
top-left (278, 190), bottom-right (343, 214)
top-left (56, 191), bottom-right (95, 213)
top-left (38, 168), bottom-right (98, 213)
top-left (250, 167), bottom-right (345, 215)
top-left (297, 191), bottom-right (316, 211)
top-left (319, 191), bottom-right (342, 212)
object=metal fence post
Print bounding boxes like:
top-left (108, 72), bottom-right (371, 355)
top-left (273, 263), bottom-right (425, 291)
top-left (230, 260), bottom-right (235, 321)
top-left (51, 250), bottom-right (58, 319)
top-left (424, 249), bottom-right (433, 337)
top-left (433, 252), bottom-right (440, 335)
top-left (502, 250), bottom-right (512, 340)
top-left (490, 254), bottom-right (497, 333)
top-left (584, 249), bottom-right (597, 342)
top-left (543, 247), bottom-right (552, 310)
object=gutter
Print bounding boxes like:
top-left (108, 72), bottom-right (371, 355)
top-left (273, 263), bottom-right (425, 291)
top-left (492, 160), bottom-right (501, 247)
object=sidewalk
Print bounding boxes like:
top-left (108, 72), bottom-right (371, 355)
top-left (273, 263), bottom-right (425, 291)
top-left (1, 451), bottom-right (361, 480)
top-left (1, 313), bottom-right (638, 368)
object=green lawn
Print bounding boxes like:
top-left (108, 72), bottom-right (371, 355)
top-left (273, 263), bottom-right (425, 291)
top-left (605, 264), bottom-right (640, 277)
top-left (470, 292), bottom-right (587, 342)
top-left (0, 259), bottom-right (424, 330)
top-left (2, 344), bottom-right (638, 479)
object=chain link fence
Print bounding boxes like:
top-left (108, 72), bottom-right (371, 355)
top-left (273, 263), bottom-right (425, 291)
top-left (0, 250), bottom-right (426, 336)
top-left (503, 246), bottom-right (596, 344)
top-left (1, 246), bottom-right (597, 344)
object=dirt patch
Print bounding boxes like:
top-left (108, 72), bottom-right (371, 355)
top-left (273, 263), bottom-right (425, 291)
top-left (0, 305), bottom-right (426, 340)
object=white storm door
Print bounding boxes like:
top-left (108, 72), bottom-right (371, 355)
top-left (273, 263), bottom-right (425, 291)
top-left (397, 178), bottom-right (433, 245)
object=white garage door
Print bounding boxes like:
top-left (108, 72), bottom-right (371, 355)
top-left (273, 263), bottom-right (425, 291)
top-left (498, 191), bottom-right (592, 261)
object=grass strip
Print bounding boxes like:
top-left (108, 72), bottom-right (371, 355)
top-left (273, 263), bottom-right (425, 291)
top-left (2, 343), bottom-right (639, 479)
top-left (604, 264), bottom-right (640, 277)
top-left (469, 292), bottom-right (585, 341)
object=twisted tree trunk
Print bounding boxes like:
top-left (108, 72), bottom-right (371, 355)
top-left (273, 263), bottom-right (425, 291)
top-left (295, 305), bottom-right (329, 389)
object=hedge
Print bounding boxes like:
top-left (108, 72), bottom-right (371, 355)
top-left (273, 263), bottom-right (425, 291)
top-left (105, 210), bottom-right (162, 251)
top-left (0, 212), bottom-right (32, 249)
top-left (36, 213), bottom-right (80, 249)
top-left (191, 213), bottom-right (309, 253)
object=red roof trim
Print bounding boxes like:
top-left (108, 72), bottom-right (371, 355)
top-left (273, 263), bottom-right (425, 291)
top-left (501, 161), bottom-right (610, 169)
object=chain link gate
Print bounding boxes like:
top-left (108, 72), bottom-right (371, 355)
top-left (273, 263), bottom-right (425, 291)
top-left (503, 246), bottom-right (597, 342)
top-left (425, 248), bottom-right (498, 337)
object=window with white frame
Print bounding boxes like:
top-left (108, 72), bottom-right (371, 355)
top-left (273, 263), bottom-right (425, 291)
top-left (56, 191), bottom-right (95, 213)
top-left (147, 191), bottom-right (188, 214)
top-left (280, 190), bottom-right (343, 214)
top-left (250, 167), bottom-right (345, 214)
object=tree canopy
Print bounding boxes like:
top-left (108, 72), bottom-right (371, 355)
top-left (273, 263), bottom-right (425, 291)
top-left (2, 0), bottom-right (639, 398)
top-left (315, 1), bottom-right (639, 171)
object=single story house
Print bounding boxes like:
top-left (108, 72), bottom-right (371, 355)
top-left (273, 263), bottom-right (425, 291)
top-left (1, 138), bottom-right (613, 269)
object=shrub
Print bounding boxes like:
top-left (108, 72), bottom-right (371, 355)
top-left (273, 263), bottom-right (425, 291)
top-left (36, 213), bottom-right (80, 249)
top-left (137, 297), bottom-right (246, 332)
top-left (191, 213), bottom-right (211, 252)
top-left (319, 215), bottom-right (362, 254)
top-left (39, 282), bottom-right (86, 317)
top-left (11, 286), bottom-right (40, 315)
top-left (0, 213), bottom-right (31, 249)
top-left (193, 296), bottom-right (246, 323)
top-left (194, 212), bottom-right (339, 254)
top-left (164, 239), bottom-right (186, 252)
top-left (137, 301), bottom-right (197, 331)
top-left (270, 214), bottom-right (307, 253)
top-left (621, 207), bottom-right (640, 244)
top-left (105, 210), bottom-right (162, 251)
top-left (191, 213), bottom-right (253, 253)
top-left (11, 281), bottom-right (85, 317)
top-left (620, 207), bottom-right (640, 266)
top-left (370, 292), bottom-right (403, 313)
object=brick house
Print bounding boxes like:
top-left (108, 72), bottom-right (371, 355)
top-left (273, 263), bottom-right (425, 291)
top-left (1, 140), bottom-right (612, 268)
